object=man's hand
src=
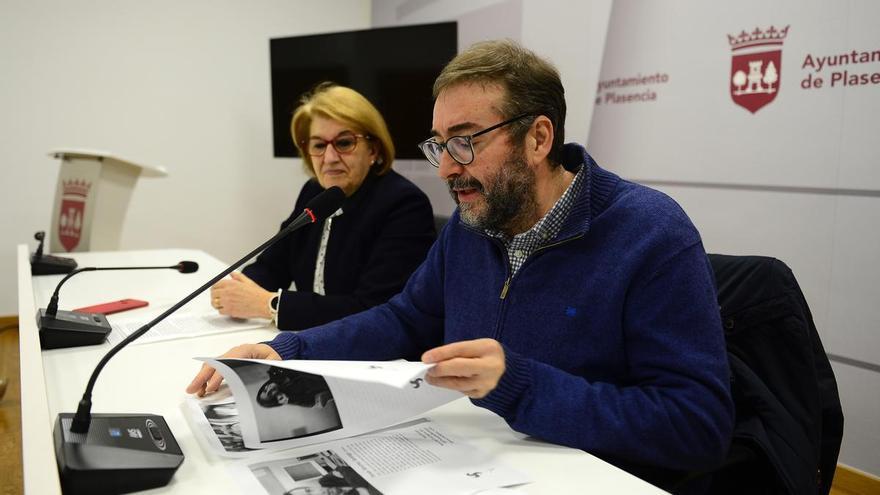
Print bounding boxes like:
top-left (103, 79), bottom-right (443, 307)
top-left (421, 338), bottom-right (506, 399)
top-left (210, 272), bottom-right (274, 319)
top-left (186, 343), bottom-right (281, 397)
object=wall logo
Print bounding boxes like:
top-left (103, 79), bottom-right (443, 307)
top-left (728, 25), bottom-right (790, 113)
top-left (58, 179), bottom-right (91, 251)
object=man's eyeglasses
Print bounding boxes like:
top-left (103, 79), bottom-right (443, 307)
top-left (417, 113), bottom-right (533, 167)
top-left (305, 133), bottom-right (371, 157)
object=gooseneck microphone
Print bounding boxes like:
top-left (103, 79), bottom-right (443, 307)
top-left (36, 261), bottom-right (200, 350)
top-left (44, 261), bottom-right (200, 316)
top-left (54, 186), bottom-right (345, 495)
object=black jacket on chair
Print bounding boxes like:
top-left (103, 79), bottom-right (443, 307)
top-left (705, 254), bottom-right (844, 495)
top-left (244, 170), bottom-right (436, 330)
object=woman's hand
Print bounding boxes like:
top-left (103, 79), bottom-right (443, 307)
top-left (210, 272), bottom-right (274, 319)
top-left (186, 343), bottom-right (281, 397)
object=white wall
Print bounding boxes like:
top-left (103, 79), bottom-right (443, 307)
top-left (0, 0), bottom-right (371, 315)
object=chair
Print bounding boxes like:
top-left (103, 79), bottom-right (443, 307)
top-left (698, 254), bottom-right (844, 495)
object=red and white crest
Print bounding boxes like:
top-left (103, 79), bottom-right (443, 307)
top-left (728, 25), bottom-right (789, 113)
top-left (58, 179), bottom-right (91, 252)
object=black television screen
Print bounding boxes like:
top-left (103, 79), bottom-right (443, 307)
top-left (270, 22), bottom-right (458, 159)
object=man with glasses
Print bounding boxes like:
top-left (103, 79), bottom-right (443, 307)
top-left (190, 40), bottom-right (733, 489)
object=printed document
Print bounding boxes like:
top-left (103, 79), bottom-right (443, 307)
top-left (182, 358), bottom-right (532, 494)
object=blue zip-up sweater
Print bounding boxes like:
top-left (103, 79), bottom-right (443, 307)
top-left (269, 144), bottom-right (734, 473)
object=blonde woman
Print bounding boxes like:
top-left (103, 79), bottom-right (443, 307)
top-left (210, 83), bottom-right (435, 330)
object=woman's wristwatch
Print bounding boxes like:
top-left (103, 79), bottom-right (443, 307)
top-left (268, 289), bottom-right (282, 325)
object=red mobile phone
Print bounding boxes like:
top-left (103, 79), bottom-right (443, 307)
top-left (73, 298), bottom-right (149, 315)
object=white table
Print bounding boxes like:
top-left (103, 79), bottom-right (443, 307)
top-left (17, 246), bottom-right (667, 494)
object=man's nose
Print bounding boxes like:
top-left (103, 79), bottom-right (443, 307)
top-left (437, 150), bottom-right (464, 180)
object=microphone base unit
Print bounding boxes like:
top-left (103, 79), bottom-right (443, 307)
top-left (37, 308), bottom-right (112, 349)
top-left (55, 413), bottom-right (184, 495)
top-left (31, 252), bottom-right (78, 275)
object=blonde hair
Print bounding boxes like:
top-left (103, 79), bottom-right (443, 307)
top-left (291, 83), bottom-right (395, 176)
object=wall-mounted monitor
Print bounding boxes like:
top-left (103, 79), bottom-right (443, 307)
top-left (270, 22), bottom-right (458, 159)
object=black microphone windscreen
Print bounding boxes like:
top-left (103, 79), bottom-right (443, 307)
top-left (177, 261), bottom-right (199, 273)
top-left (305, 186), bottom-right (346, 221)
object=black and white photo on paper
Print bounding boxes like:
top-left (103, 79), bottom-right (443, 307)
top-left (198, 395), bottom-right (256, 453)
top-left (250, 449), bottom-right (382, 495)
top-left (223, 360), bottom-right (343, 443)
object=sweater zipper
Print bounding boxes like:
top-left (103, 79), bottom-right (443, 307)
top-left (497, 233), bottom-right (586, 300)
top-left (492, 238), bottom-right (512, 300)
top-left (531, 233), bottom-right (585, 257)
top-left (493, 234), bottom-right (584, 341)
top-left (493, 241), bottom-right (512, 340)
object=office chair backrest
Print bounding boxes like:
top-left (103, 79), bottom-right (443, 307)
top-left (707, 254), bottom-right (844, 495)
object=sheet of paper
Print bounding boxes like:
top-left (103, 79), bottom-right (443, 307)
top-left (182, 387), bottom-right (262, 459)
top-left (247, 358), bottom-right (438, 388)
top-left (107, 312), bottom-right (266, 346)
top-left (199, 358), bottom-right (461, 452)
top-left (230, 419), bottom-right (532, 495)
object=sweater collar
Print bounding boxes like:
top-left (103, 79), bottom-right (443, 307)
top-left (453, 143), bottom-right (620, 241)
top-left (551, 143), bottom-right (620, 241)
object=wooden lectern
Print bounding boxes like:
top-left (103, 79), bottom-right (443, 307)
top-left (48, 149), bottom-right (167, 253)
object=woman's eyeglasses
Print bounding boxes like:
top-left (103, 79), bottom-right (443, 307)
top-left (306, 133), bottom-right (371, 157)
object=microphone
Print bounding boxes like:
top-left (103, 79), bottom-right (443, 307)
top-left (54, 186), bottom-right (345, 495)
top-left (282, 183), bottom-right (347, 231)
top-left (36, 260), bottom-right (201, 350)
top-left (30, 230), bottom-right (78, 275)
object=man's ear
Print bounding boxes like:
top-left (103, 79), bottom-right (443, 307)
top-left (526, 116), bottom-right (554, 164)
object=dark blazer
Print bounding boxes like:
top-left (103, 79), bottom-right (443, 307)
top-left (628, 255), bottom-right (844, 495)
top-left (244, 169), bottom-right (435, 330)
top-left (706, 254), bottom-right (843, 495)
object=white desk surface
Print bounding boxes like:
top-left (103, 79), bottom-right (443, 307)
top-left (18, 246), bottom-right (667, 494)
